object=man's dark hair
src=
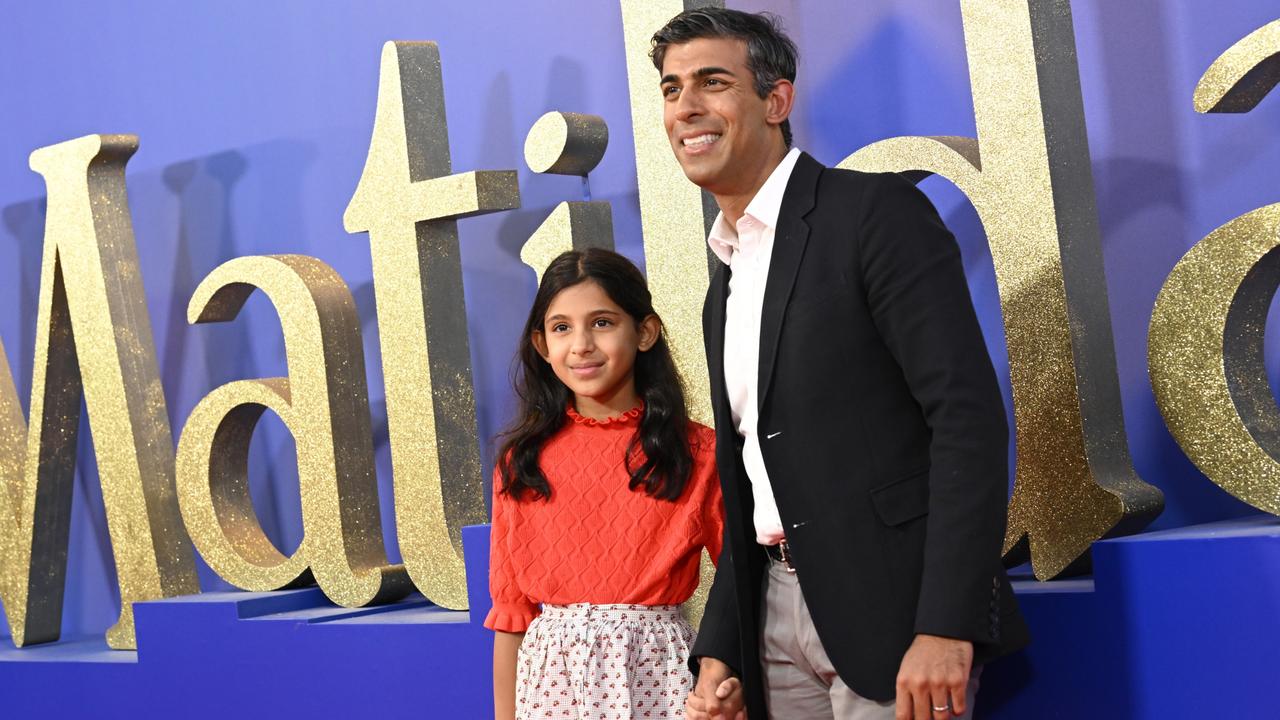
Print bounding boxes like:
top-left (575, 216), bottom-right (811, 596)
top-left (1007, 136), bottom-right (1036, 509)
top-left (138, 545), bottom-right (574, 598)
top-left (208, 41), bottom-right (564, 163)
top-left (650, 7), bottom-right (798, 148)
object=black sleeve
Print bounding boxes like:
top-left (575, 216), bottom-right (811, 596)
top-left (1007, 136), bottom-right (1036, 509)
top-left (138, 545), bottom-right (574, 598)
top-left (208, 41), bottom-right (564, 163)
top-left (858, 172), bottom-right (1010, 643)
top-left (689, 520), bottom-right (742, 676)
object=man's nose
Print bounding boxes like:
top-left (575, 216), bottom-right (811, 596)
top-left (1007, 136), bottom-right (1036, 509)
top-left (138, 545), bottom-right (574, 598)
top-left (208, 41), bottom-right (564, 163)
top-left (674, 89), bottom-right (704, 123)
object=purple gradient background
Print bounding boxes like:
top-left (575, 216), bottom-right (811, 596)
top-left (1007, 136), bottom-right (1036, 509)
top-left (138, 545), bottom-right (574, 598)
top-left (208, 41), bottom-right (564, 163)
top-left (0, 0), bottom-right (1276, 641)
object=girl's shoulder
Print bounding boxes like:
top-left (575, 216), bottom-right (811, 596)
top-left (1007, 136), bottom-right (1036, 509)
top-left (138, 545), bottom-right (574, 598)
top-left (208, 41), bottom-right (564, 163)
top-left (685, 420), bottom-right (717, 456)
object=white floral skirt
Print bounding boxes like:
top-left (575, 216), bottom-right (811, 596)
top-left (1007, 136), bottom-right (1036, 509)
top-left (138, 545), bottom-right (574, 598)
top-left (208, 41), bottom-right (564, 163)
top-left (516, 603), bottom-right (695, 719)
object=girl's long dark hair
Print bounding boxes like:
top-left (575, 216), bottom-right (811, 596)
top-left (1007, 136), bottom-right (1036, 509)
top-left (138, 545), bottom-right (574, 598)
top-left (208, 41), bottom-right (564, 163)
top-left (496, 248), bottom-right (693, 502)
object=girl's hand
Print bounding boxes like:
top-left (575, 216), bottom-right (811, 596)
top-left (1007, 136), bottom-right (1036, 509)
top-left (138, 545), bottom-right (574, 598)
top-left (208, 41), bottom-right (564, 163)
top-left (686, 657), bottom-right (747, 719)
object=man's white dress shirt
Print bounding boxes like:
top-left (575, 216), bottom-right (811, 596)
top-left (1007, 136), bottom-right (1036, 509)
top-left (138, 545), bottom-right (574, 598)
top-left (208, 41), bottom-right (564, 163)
top-left (706, 147), bottom-right (802, 545)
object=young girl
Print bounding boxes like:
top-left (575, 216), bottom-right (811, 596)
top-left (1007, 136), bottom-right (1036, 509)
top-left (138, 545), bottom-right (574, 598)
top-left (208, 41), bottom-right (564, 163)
top-left (486, 248), bottom-right (723, 720)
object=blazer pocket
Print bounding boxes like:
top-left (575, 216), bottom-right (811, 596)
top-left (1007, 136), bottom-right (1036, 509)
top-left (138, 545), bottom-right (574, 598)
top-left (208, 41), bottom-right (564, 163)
top-left (870, 468), bottom-right (930, 526)
top-left (787, 284), bottom-right (853, 317)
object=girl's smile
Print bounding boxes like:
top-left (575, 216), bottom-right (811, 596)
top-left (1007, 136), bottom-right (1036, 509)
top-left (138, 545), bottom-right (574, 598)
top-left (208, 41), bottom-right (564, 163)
top-left (569, 362), bottom-right (604, 378)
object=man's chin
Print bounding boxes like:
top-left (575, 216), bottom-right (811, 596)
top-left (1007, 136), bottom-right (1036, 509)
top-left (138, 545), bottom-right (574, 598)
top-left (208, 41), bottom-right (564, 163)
top-left (676, 160), bottom-right (720, 190)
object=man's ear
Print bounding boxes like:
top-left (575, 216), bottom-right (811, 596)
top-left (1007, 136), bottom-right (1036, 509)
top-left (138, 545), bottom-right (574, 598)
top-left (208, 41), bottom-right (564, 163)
top-left (531, 330), bottom-right (550, 360)
top-left (765, 78), bottom-right (795, 128)
top-left (637, 315), bottom-right (662, 352)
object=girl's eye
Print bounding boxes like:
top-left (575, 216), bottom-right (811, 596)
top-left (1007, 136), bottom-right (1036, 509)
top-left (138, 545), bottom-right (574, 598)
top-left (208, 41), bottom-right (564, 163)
top-left (551, 323), bottom-right (569, 333)
top-left (592, 318), bottom-right (612, 328)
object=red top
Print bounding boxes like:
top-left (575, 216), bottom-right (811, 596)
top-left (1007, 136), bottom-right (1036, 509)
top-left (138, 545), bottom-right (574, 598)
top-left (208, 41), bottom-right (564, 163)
top-left (485, 405), bottom-right (723, 633)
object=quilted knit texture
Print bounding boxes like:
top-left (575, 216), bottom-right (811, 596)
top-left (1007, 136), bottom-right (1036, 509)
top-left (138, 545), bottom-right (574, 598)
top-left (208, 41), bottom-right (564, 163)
top-left (486, 406), bottom-right (723, 633)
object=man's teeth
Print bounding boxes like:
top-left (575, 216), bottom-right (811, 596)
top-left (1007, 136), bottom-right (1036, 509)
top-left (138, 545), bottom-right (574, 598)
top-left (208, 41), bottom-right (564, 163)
top-left (683, 134), bottom-right (721, 147)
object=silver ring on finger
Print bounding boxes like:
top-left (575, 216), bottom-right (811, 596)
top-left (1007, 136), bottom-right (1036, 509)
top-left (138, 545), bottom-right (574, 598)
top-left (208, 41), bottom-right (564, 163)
top-left (932, 703), bottom-right (951, 713)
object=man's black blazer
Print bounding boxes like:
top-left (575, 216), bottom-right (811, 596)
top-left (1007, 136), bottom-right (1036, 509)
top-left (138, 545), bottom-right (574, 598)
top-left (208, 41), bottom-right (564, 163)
top-left (691, 152), bottom-right (1030, 714)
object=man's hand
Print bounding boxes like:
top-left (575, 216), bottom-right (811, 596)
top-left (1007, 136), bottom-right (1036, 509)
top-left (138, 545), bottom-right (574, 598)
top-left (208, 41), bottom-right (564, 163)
top-left (894, 634), bottom-right (973, 720)
top-left (685, 657), bottom-right (747, 720)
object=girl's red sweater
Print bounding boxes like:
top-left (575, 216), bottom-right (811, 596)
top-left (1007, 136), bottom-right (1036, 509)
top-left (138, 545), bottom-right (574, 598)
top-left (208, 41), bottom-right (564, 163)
top-left (486, 405), bottom-right (723, 633)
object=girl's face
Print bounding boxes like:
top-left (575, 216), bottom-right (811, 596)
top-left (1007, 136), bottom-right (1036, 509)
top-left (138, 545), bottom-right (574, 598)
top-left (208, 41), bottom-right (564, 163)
top-left (532, 280), bottom-right (659, 420)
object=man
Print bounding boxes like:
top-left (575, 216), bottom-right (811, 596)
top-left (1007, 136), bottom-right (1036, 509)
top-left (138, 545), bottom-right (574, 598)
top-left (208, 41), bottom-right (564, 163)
top-left (651, 9), bottom-right (1029, 720)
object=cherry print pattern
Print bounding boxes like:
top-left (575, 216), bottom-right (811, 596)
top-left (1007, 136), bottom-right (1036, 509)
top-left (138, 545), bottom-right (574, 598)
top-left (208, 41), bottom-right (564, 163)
top-left (516, 603), bottom-right (694, 719)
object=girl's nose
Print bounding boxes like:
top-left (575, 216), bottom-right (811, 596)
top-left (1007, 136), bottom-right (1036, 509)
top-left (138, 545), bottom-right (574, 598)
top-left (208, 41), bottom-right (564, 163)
top-left (571, 330), bottom-right (595, 354)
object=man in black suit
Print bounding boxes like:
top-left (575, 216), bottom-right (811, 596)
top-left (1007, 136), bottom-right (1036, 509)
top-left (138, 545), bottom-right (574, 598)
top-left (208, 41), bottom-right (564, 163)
top-left (651, 9), bottom-right (1029, 720)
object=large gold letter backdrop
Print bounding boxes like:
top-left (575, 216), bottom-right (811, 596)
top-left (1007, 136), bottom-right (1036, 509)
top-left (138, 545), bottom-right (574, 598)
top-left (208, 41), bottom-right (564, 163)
top-left (621, 0), bottom-right (723, 428)
top-left (0, 135), bottom-right (198, 649)
top-left (176, 255), bottom-right (413, 606)
top-left (520, 111), bottom-right (615, 284)
top-left (344, 41), bottom-right (520, 609)
top-left (840, 0), bottom-right (1163, 579)
top-left (619, 0), bottom-right (724, 625)
top-left (1192, 20), bottom-right (1280, 113)
top-left (1148, 20), bottom-right (1280, 516)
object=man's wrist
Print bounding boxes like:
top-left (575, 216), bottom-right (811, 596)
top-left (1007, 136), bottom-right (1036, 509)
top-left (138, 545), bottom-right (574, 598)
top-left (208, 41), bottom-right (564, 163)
top-left (697, 655), bottom-right (736, 676)
top-left (914, 632), bottom-right (972, 645)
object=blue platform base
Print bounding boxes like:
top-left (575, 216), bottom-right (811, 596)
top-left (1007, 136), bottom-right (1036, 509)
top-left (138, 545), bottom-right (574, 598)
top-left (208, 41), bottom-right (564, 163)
top-left (982, 515), bottom-right (1280, 719)
top-left (0, 525), bottom-right (499, 719)
top-left (3, 518), bottom-right (1278, 718)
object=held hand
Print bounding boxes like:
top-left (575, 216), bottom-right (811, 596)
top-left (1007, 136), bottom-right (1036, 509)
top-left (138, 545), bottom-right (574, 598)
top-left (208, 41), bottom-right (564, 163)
top-left (894, 634), bottom-right (973, 720)
top-left (685, 657), bottom-right (747, 720)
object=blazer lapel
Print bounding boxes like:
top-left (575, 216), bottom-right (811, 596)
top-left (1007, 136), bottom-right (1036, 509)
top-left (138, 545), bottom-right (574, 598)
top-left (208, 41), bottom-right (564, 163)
top-left (758, 152), bottom-right (820, 410)
top-left (706, 261), bottom-right (730, 416)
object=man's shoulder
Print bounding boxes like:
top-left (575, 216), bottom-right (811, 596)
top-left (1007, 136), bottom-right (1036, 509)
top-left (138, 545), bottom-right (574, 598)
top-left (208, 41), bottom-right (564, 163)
top-left (787, 154), bottom-right (897, 199)
top-left (799, 160), bottom-right (933, 216)
top-left (811, 160), bottom-right (910, 194)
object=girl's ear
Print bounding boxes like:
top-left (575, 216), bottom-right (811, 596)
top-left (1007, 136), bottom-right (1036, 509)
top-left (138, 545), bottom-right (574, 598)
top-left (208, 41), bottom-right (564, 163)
top-left (637, 314), bottom-right (661, 352)
top-left (531, 330), bottom-right (550, 360)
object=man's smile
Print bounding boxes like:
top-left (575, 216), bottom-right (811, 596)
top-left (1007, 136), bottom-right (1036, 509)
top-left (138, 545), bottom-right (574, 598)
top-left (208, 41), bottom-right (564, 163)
top-left (680, 132), bottom-right (722, 155)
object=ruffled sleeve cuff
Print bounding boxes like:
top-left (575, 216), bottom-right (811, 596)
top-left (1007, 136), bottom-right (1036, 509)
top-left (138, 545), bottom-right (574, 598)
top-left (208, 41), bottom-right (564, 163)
top-left (484, 601), bottom-right (541, 633)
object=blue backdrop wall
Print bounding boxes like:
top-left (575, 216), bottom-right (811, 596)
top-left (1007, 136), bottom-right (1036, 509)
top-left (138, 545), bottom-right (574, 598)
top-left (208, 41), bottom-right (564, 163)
top-left (1, 1), bottom-right (1278, 716)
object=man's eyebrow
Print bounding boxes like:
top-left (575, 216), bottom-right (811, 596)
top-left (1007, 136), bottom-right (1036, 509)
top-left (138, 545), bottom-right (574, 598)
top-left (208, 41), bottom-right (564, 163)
top-left (694, 66), bottom-right (735, 79)
top-left (660, 66), bottom-right (736, 85)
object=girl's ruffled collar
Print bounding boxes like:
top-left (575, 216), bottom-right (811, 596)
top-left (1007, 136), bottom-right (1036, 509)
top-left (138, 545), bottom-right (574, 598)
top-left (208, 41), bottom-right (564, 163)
top-left (566, 402), bottom-right (643, 426)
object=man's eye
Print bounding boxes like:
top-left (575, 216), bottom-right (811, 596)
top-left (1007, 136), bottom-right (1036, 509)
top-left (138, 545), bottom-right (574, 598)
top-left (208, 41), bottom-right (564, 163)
top-left (663, 86), bottom-right (680, 97)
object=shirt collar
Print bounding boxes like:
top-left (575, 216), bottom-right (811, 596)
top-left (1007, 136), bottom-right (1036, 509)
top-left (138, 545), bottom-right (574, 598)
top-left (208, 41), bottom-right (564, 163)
top-left (707, 147), bottom-right (803, 266)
